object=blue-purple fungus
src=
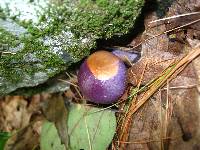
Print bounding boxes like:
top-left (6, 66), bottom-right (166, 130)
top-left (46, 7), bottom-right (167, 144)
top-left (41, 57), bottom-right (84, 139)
top-left (112, 49), bottom-right (140, 63)
top-left (78, 51), bottom-right (127, 104)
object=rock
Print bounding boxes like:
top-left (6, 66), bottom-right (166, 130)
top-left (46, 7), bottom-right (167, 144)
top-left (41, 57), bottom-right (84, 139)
top-left (0, 0), bottom-right (144, 95)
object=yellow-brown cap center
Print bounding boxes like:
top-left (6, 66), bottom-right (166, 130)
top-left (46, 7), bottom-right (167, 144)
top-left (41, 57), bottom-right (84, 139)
top-left (87, 51), bottom-right (119, 80)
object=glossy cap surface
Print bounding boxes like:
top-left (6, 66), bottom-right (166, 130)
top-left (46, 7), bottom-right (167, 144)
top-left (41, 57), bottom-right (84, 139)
top-left (87, 51), bottom-right (119, 80)
top-left (78, 51), bottom-right (127, 104)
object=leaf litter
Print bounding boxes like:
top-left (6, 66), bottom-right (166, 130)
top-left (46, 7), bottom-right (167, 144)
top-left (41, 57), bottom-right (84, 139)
top-left (113, 0), bottom-right (200, 150)
top-left (1, 0), bottom-right (200, 150)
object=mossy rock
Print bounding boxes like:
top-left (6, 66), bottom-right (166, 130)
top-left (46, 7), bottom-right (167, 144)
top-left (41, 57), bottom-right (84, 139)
top-left (0, 0), bottom-right (144, 95)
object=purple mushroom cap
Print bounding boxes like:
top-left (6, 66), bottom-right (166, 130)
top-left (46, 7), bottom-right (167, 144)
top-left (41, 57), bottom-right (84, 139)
top-left (78, 51), bottom-right (127, 104)
top-left (112, 50), bottom-right (140, 62)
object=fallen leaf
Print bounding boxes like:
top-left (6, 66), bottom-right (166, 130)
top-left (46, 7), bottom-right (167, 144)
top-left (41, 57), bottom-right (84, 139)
top-left (41, 93), bottom-right (69, 150)
top-left (40, 104), bottom-right (116, 150)
top-left (122, 0), bottom-right (200, 149)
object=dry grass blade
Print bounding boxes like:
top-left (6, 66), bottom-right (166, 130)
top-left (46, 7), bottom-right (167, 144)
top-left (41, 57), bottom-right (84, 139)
top-left (131, 18), bottom-right (200, 49)
top-left (118, 46), bottom-right (200, 147)
top-left (117, 135), bottom-right (182, 144)
top-left (84, 117), bottom-right (92, 150)
top-left (1, 51), bottom-right (16, 55)
top-left (58, 79), bottom-right (79, 87)
top-left (117, 60), bottom-right (148, 146)
top-left (60, 72), bottom-right (84, 100)
top-left (129, 46), bottom-right (200, 118)
top-left (161, 84), bottom-right (199, 90)
top-left (69, 108), bottom-right (91, 135)
top-left (159, 89), bottom-right (164, 149)
top-left (149, 12), bottom-right (200, 24)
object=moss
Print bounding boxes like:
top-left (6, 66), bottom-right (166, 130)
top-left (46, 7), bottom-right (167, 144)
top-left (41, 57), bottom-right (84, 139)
top-left (70, 0), bottom-right (143, 38)
top-left (47, 0), bottom-right (144, 39)
top-left (0, 0), bottom-right (144, 95)
top-left (11, 0), bottom-right (144, 61)
top-left (21, 36), bottom-right (66, 75)
top-left (0, 28), bottom-right (20, 48)
top-left (0, 28), bottom-right (66, 84)
top-left (1, 0), bottom-right (144, 62)
top-left (0, 7), bottom-right (6, 19)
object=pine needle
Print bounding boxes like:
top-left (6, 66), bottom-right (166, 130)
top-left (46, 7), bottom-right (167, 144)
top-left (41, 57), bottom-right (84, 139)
top-left (118, 46), bottom-right (200, 147)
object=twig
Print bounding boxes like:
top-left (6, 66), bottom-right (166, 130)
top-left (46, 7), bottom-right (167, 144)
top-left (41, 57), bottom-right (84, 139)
top-left (118, 135), bottom-right (182, 144)
top-left (131, 18), bottom-right (200, 49)
top-left (161, 84), bottom-right (199, 90)
top-left (149, 12), bottom-right (200, 24)
top-left (1, 51), bottom-right (16, 55)
top-left (117, 46), bottom-right (200, 148)
top-left (128, 46), bottom-right (200, 118)
top-left (58, 79), bottom-right (79, 87)
top-left (159, 89), bottom-right (164, 150)
top-left (84, 117), bottom-right (92, 150)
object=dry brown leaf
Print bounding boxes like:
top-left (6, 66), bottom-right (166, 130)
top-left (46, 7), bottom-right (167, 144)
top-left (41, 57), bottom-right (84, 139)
top-left (123, 0), bottom-right (200, 150)
top-left (4, 117), bottom-right (43, 150)
top-left (41, 93), bottom-right (69, 150)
